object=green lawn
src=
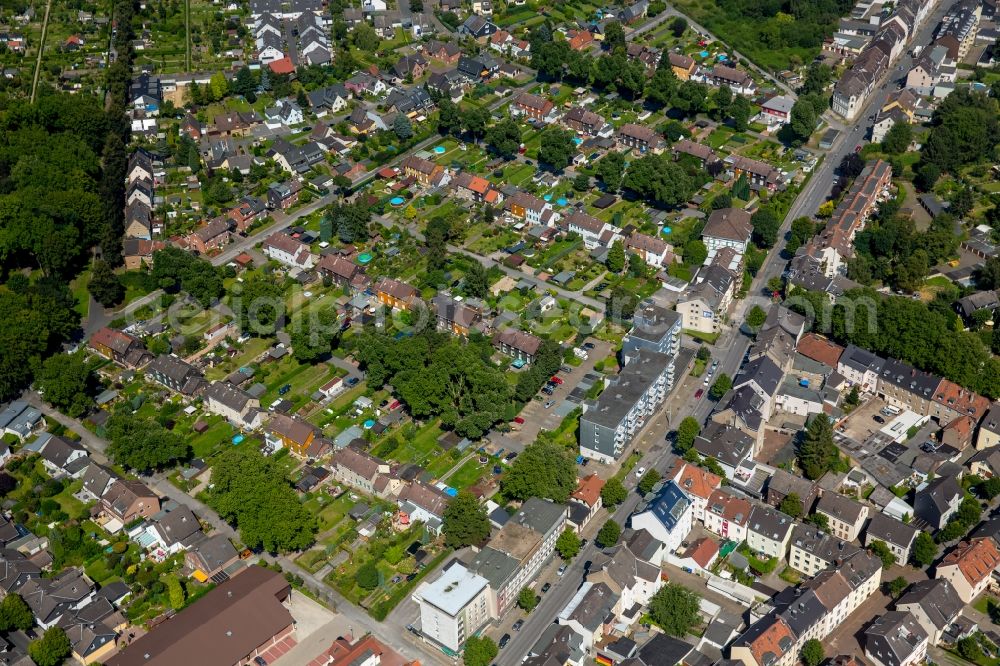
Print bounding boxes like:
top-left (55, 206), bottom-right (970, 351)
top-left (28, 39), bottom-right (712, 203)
top-left (442, 456), bottom-right (487, 490)
top-left (70, 269), bottom-right (91, 319)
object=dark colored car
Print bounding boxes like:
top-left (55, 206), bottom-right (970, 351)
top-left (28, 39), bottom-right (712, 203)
top-left (873, 415), bottom-right (885, 424)
top-left (278, 384), bottom-right (291, 395)
top-left (513, 619), bottom-right (524, 632)
top-left (541, 582), bottom-right (551, 593)
top-left (499, 634), bottom-right (511, 649)
top-left (346, 377), bottom-right (360, 386)
top-left (254, 658), bottom-right (268, 666)
top-left (695, 389), bottom-right (704, 398)
top-left (583, 342), bottom-right (596, 350)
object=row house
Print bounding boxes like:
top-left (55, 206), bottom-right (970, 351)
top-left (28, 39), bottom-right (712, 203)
top-left (672, 138), bottom-right (719, 168)
top-left (895, 578), bottom-right (965, 646)
top-left (145, 354), bottom-right (204, 395)
top-left (864, 511), bottom-right (920, 566)
top-left (432, 295), bottom-right (481, 337)
top-left (125, 199), bottom-right (154, 240)
top-left (505, 190), bottom-right (556, 226)
top-left (703, 488), bottom-right (752, 542)
top-left (203, 381), bottom-right (263, 429)
top-left (731, 550), bottom-right (882, 666)
top-left (88, 327), bottom-right (150, 369)
top-left (186, 217), bottom-right (233, 255)
top-left (562, 106), bottom-right (608, 136)
top-left (450, 172), bottom-right (502, 205)
top-left (864, 611), bottom-right (929, 666)
top-left (566, 211), bottom-right (619, 250)
top-left (401, 155), bottom-right (444, 186)
top-left (625, 231), bottom-right (672, 269)
top-left (123, 238), bottom-right (165, 270)
top-left (626, 42), bottom-right (661, 74)
top-left (935, 0), bottom-right (981, 61)
top-left (694, 64), bottom-right (757, 95)
top-left (904, 44), bottom-right (953, 96)
top-left (423, 40), bottom-right (462, 64)
top-left (616, 123), bottom-right (665, 154)
top-left (262, 231), bottom-right (316, 270)
top-left (676, 264), bottom-right (737, 335)
top-left (569, 474), bottom-right (604, 533)
top-left (492, 328), bottom-right (543, 364)
top-left (746, 504), bottom-right (795, 559)
top-left (511, 92), bottom-right (558, 123)
top-left (264, 413), bottom-right (319, 458)
top-left (788, 523), bottom-right (862, 577)
top-left (668, 462), bottom-right (721, 523)
top-left (316, 253), bottom-right (363, 289)
top-left (815, 492), bottom-right (869, 541)
top-left (375, 276), bottom-right (418, 311)
top-left (727, 155), bottom-right (783, 192)
top-left (100, 478), bottom-right (160, 525)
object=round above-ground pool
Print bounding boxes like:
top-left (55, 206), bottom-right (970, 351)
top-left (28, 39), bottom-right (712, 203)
top-left (543, 193), bottom-right (552, 201)
top-left (434, 145), bottom-right (446, 154)
top-left (358, 252), bottom-right (374, 264)
top-left (444, 487), bottom-right (458, 497)
top-left (363, 419), bottom-right (376, 429)
top-left (232, 434), bottom-right (244, 444)
top-left (389, 196), bottom-right (405, 207)
top-left (662, 226), bottom-right (673, 235)
top-left (700, 50), bottom-right (710, 58)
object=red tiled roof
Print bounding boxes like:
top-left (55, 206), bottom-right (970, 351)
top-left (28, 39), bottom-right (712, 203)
top-left (571, 474), bottom-right (605, 508)
top-left (268, 57), bottom-right (295, 75)
top-left (796, 333), bottom-right (845, 368)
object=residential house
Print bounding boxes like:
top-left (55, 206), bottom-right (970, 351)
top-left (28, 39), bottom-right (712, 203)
top-left (702, 207), bottom-right (753, 261)
top-left (693, 423), bottom-right (755, 480)
top-left (629, 480), bottom-right (693, 554)
top-left (668, 52), bottom-right (696, 80)
top-left (616, 123), bottom-right (665, 154)
top-left (672, 139), bottom-right (718, 168)
top-left (746, 505), bottom-right (795, 559)
top-left (450, 172), bottom-right (500, 204)
top-left (493, 328), bottom-right (543, 364)
top-left (433, 295), bottom-right (481, 337)
top-left (263, 99), bottom-right (303, 128)
top-left (458, 15), bottom-right (498, 40)
top-left (330, 447), bottom-right (396, 497)
top-left (727, 155), bottom-right (783, 192)
top-left (569, 474), bottom-right (604, 533)
top-left (566, 211), bottom-right (619, 250)
top-left (265, 414), bottom-right (318, 457)
top-left (864, 512), bottom-right (919, 564)
top-left (512, 92), bottom-right (558, 123)
top-left (788, 523), bottom-right (862, 576)
top-left (625, 232), bottom-right (672, 269)
top-left (837, 344), bottom-right (887, 394)
top-left (895, 579), bottom-right (964, 645)
top-left (457, 54), bottom-right (500, 80)
top-left (977, 403), bottom-right (1000, 450)
top-left (864, 611), bottom-right (929, 666)
top-left (914, 474), bottom-right (962, 530)
top-left (696, 64), bottom-right (756, 95)
top-left (101, 479), bottom-right (160, 525)
top-left (703, 489), bottom-right (752, 542)
top-left (563, 107), bottom-right (607, 136)
top-left (676, 264), bottom-right (737, 334)
top-left (505, 190), bottom-right (555, 226)
top-left (262, 232), bottom-right (316, 270)
top-left (306, 84), bottom-right (350, 115)
top-left (760, 96), bottom-right (795, 127)
top-left (423, 40), bottom-right (462, 64)
top-left (267, 181), bottom-right (303, 211)
top-left (375, 277), bottom-right (418, 311)
top-left (766, 469), bottom-right (818, 515)
top-left (316, 253), bottom-right (362, 288)
top-left (185, 533), bottom-right (240, 583)
top-left (398, 481), bottom-right (452, 532)
top-left (187, 217), bottom-right (233, 254)
top-left (38, 436), bottom-right (88, 479)
top-left (815, 493), bottom-right (869, 541)
top-left (89, 327), bottom-right (149, 368)
top-left (935, 537), bottom-right (1000, 602)
top-left (145, 354), bottom-right (204, 395)
top-left (401, 155), bottom-right (443, 185)
top-left (203, 382), bottom-right (262, 429)
top-left (668, 462), bottom-right (721, 522)
top-left (557, 581), bottom-right (618, 653)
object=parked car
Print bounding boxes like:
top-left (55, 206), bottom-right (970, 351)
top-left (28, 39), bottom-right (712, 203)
top-left (583, 342), bottom-right (596, 350)
top-left (695, 389), bottom-right (704, 398)
top-left (636, 466), bottom-right (646, 477)
top-left (513, 416), bottom-right (525, 424)
top-left (346, 377), bottom-right (360, 387)
top-left (557, 565), bottom-right (567, 576)
top-left (254, 658), bottom-right (268, 666)
top-left (499, 634), bottom-right (511, 649)
top-left (873, 415), bottom-right (885, 424)
top-left (544, 400), bottom-right (555, 409)
top-left (513, 619), bottom-right (524, 632)
top-left (550, 376), bottom-right (564, 385)
top-left (561, 365), bottom-right (574, 373)
top-left (541, 582), bottom-right (551, 593)
top-left (278, 384), bottom-right (292, 395)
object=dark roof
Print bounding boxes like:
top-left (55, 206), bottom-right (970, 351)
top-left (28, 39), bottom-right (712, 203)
top-left (864, 511), bottom-right (918, 550)
top-left (896, 578), bottom-right (963, 630)
top-left (636, 633), bottom-right (695, 666)
top-left (694, 422), bottom-right (753, 466)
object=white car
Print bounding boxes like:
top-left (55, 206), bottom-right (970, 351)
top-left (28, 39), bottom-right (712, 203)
top-left (636, 466), bottom-right (646, 477)
top-left (557, 565), bottom-right (567, 576)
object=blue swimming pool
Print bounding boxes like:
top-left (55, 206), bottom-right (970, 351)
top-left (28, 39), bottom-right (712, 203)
top-left (543, 194), bottom-right (552, 201)
top-left (700, 50), bottom-right (710, 58)
top-left (358, 252), bottom-right (373, 264)
top-left (557, 198), bottom-right (567, 206)
top-left (434, 145), bottom-right (446, 154)
top-left (233, 434), bottom-right (244, 444)
top-left (363, 419), bottom-right (376, 429)
top-left (662, 226), bottom-right (672, 235)
top-left (444, 487), bottom-right (458, 497)
top-left (389, 196), bottom-right (405, 206)
top-left (572, 137), bottom-right (583, 146)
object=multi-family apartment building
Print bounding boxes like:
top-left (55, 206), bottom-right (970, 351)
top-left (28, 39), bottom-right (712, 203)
top-left (788, 523), bottom-right (862, 577)
top-left (863, 512), bottom-right (920, 564)
top-left (815, 492), bottom-right (869, 541)
top-left (703, 489), bottom-right (752, 542)
top-left (935, 537), bottom-right (1000, 602)
top-left (746, 505), bottom-right (795, 559)
top-left (616, 123), bottom-right (665, 153)
top-left (413, 560), bottom-right (492, 653)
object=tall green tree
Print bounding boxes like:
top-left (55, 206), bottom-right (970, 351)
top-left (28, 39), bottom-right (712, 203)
top-left (746, 305), bottom-right (767, 330)
top-left (484, 118), bottom-right (522, 159)
top-left (797, 413), bottom-right (838, 480)
top-left (518, 586), bottom-right (539, 612)
top-left (675, 417), bottom-right (701, 453)
top-left (502, 440), bottom-right (577, 502)
top-left (789, 99), bottom-right (817, 143)
top-left (779, 493), bottom-right (804, 519)
top-left (597, 151), bottom-right (627, 191)
top-left (709, 373), bottom-right (732, 400)
top-left (442, 491), bottom-right (490, 548)
top-left (648, 583), bottom-right (699, 636)
top-left (556, 528), bottom-right (582, 560)
top-left (35, 352), bottom-right (95, 418)
top-left (730, 95), bottom-right (752, 131)
top-left (464, 636), bottom-right (498, 666)
top-left (751, 208), bottom-right (781, 248)
top-left (0, 594), bottom-right (33, 631)
top-left (538, 129), bottom-right (577, 170)
top-left (801, 639), bottom-right (825, 666)
top-left (597, 519), bottom-right (621, 548)
top-left (88, 259), bottom-right (125, 307)
top-left (464, 261), bottom-right (490, 299)
top-left (607, 241), bottom-right (626, 273)
top-left (105, 411), bottom-right (190, 471)
top-left (601, 477), bottom-right (628, 506)
top-left (29, 627), bottom-right (71, 666)
top-left (638, 469), bottom-right (662, 495)
top-left (868, 540), bottom-right (897, 569)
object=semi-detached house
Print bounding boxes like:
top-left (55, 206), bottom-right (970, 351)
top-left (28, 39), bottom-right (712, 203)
top-left (512, 92), bottom-right (558, 123)
top-left (566, 211), bottom-right (619, 250)
top-left (262, 231), bottom-right (316, 270)
top-left (203, 381), bottom-right (263, 429)
top-left (935, 537), bottom-right (1000, 602)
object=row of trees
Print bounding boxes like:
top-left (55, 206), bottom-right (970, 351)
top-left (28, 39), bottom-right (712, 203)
top-left (791, 287), bottom-right (1000, 398)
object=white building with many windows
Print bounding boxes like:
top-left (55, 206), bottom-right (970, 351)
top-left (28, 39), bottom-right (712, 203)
top-left (412, 561), bottom-right (492, 653)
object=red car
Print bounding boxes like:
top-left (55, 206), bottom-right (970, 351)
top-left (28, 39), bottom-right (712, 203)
top-left (513, 416), bottom-right (526, 424)
top-left (550, 376), bottom-right (564, 385)
top-left (695, 389), bottom-right (704, 398)
top-left (855, 144), bottom-right (862, 153)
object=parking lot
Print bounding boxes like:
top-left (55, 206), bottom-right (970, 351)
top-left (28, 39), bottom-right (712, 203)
top-left (513, 338), bottom-right (614, 445)
top-left (836, 396), bottom-right (891, 443)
